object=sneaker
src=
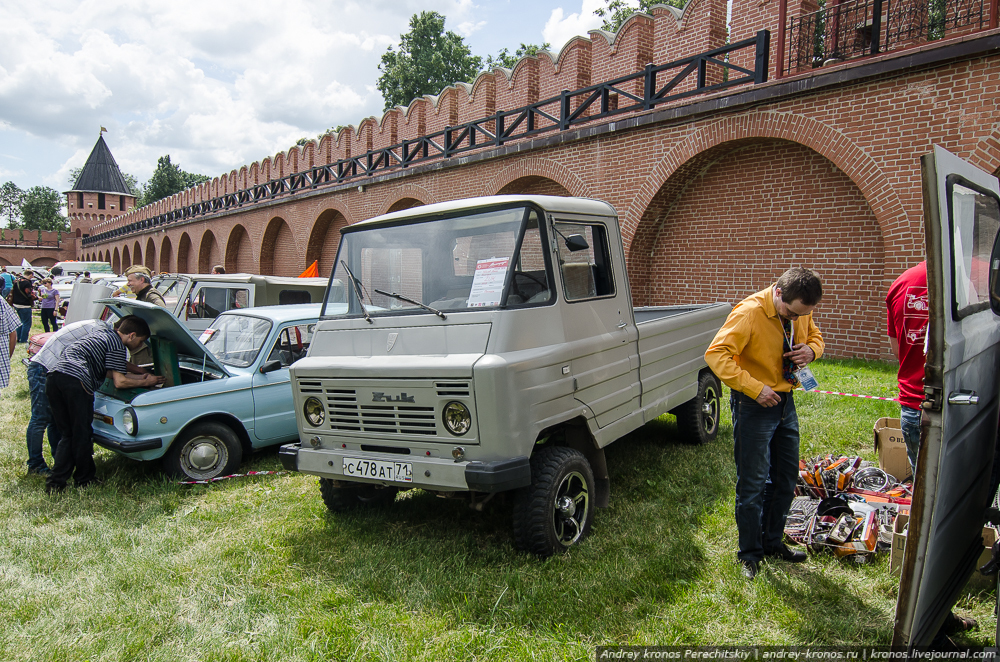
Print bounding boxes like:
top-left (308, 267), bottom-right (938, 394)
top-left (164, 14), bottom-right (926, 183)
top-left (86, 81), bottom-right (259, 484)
top-left (27, 467), bottom-right (52, 477)
top-left (740, 560), bottom-right (759, 580)
top-left (44, 482), bottom-right (66, 495)
top-left (764, 544), bottom-right (807, 563)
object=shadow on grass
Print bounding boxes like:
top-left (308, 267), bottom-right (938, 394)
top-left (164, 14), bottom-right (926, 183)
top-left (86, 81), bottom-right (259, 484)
top-left (283, 414), bottom-right (733, 638)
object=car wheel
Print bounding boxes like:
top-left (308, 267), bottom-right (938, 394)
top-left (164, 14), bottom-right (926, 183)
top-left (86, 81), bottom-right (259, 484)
top-left (512, 446), bottom-right (595, 557)
top-left (319, 478), bottom-right (398, 513)
top-left (164, 421), bottom-right (242, 480)
top-left (674, 371), bottom-right (722, 445)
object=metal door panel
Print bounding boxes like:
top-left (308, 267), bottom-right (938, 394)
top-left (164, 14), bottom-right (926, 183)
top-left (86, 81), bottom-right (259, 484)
top-left (893, 145), bottom-right (1000, 647)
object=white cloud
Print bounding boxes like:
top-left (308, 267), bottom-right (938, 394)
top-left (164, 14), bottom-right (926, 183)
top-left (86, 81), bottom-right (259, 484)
top-left (542, 0), bottom-right (606, 54)
top-left (457, 20), bottom-right (487, 37)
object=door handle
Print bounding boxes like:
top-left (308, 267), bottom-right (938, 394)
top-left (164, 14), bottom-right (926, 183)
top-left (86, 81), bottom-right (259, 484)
top-left (947, 390), bottom-right (980, 406)
top-left (617, 321), bottom-right (627, 329)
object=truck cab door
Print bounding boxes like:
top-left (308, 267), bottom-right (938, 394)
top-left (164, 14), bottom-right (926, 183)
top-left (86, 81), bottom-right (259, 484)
top-left (893, 146), bottom-right (1000, 647)
top-left (550, 215), bottom-right (640, 429)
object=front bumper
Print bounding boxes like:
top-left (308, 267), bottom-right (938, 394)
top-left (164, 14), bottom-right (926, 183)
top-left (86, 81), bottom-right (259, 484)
top-left (280, 443), bottom-right (530, 493)
top-left (93, 433), bottom-right (163, 454)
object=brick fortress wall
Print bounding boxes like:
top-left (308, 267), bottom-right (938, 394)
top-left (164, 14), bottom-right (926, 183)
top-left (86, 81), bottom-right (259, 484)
top-left (76, 2), bottom-right (1000, 359)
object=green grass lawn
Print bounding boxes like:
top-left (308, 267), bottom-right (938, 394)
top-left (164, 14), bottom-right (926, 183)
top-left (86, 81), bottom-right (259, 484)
top-left (0, 320), bottom-right (995, 660)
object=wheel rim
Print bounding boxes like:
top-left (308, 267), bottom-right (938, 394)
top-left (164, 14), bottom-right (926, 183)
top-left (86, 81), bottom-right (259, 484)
top-left (179, 435), bottom-right (229, 479)
top-left (553, 470), bottom-right (590, 547)
top-left (701, 384), bottom-right (719, 435)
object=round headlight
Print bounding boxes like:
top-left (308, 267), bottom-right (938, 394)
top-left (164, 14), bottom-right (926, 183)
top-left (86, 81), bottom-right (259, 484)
top-left (123, 408), bottom-right (137, 436)
top-left (442, 401), bottom-right (471, 436)
top-left (303, 397), bottom-right (325, 427)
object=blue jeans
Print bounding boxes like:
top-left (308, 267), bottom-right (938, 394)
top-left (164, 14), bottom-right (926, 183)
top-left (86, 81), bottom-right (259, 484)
top-left (732, 390), bottom-right (800, 563)
top-left (26, 362), bottom-right (61, 471)
top-left (15, 306), bottom-right (32, 343)
top-left (900, 405), bottom-right (921, 474)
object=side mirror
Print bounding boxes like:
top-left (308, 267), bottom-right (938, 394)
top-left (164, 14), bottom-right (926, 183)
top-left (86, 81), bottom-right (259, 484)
top-left (259, 359), bottom-right (283, 374)
top-left (564, 234), bottom-right (590, 252)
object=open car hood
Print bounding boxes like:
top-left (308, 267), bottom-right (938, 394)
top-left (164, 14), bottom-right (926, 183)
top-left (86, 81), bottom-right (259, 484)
top-left (95, 298), bottom-right (230, 377)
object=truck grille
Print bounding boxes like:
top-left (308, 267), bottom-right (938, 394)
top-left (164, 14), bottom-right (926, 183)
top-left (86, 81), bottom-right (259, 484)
top-left (323, 388), bottom-right (437, 435)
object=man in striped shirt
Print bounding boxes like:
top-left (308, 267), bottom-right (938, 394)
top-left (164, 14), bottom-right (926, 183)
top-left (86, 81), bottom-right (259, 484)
top-left (45, 316), bottom-right (164, 493)
top-left (26, 318), bottom-right (154, 477)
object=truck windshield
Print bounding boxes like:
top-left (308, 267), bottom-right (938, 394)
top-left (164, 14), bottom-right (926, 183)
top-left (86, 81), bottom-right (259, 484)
top-left (323, 206), bottom-right (551, 318)
top-left (152, 276), bottom-right (188, 313)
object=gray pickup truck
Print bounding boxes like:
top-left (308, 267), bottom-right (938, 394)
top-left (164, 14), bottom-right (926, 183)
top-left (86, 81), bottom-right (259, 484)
top-left (280, 195), bottom-right (729, 556)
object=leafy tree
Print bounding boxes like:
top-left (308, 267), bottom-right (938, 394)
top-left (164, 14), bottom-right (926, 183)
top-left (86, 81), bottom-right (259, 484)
top-left (141, 155), bottom-right (209, 206)
top-left (20, 186), bottom-right (68, 232)
top-left (0, 182), bottom-right (24, 228)
top-left (594, 0), bottom-right (683, 32)
top-left (376, 11), bottom-right (482, 111)
top-left (485, 43), bottom-right (551, 70)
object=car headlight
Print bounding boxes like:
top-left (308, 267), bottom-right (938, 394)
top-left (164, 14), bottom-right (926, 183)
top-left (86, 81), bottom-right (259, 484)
top-left (303, 397), bottom-right (325, 427)
top-left (123, 407), bottom-right (138, 436)
top-left (442, 401), bottom-right (471, 436)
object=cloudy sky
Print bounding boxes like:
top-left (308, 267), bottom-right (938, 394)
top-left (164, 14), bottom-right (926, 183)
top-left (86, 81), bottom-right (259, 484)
top-left (0, 0), bottom-right (611, 198)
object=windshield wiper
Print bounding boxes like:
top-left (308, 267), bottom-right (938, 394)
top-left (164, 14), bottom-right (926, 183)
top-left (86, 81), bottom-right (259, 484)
top-left (373, 289), bottom-right (447, 320)
top-left (339, 260), bottom-right (373, 324)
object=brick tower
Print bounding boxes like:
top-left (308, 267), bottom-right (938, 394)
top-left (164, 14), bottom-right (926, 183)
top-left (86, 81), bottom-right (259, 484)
top-left (66, 134), bottom-right (136, 255)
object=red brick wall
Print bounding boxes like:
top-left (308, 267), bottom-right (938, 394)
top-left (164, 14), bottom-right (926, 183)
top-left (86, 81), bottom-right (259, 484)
top-left (646, 140), bottom-right (885, 358)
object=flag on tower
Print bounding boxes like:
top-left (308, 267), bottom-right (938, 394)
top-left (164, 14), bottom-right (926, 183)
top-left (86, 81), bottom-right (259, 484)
top-left (100, 126), bottom-right (107, 134)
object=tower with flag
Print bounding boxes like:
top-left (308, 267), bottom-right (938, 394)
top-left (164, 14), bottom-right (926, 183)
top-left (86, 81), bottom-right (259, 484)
top-left (64, 131), bottom-right (136, 260)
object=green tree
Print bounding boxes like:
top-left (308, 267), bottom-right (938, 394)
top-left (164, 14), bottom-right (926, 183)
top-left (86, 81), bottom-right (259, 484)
top-left (594, 0), bottom-right (684, 32)
top-left (0, 182), bottom-right (24, 228)
top-left (484, 43), bottom-right (551, 70)
top-left (20, 186), bottom-right (68, 232)
top-left (376, 11), bottom-right (482, 111)
top-left (141, 155), bottom-right (209, 206)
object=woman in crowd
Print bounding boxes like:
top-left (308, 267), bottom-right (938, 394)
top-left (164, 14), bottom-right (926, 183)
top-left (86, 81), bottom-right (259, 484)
top-left (9, 272), bottom-right (36, 343)
top-left (37, 278), bottom-right (59, 332)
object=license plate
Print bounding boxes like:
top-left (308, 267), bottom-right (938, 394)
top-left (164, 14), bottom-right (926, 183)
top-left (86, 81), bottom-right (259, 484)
top-left (342, 457), bottom-right (412, 483)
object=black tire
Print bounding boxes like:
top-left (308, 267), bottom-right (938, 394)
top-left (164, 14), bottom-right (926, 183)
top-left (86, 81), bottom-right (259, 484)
top-left (512, 446), bottom-right (595, 557)
top-left (163, 421), bottom-right (242, 480)
top-left (319, 478), bottom-right (398, 513)
top-left (675, 371), bottom-right (722, 445)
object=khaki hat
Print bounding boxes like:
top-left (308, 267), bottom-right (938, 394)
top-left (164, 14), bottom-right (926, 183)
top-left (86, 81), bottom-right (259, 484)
top-left (124, 265), bottom-right (152, 277)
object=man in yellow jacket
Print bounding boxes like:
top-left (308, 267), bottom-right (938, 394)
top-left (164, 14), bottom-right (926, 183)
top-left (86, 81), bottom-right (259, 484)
top-left (705, 268), bottom-right (824, 580)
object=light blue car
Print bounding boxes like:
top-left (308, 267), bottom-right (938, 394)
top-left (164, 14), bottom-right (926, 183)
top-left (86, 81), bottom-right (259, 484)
top-left (91, 298), bottom-right (326, 480)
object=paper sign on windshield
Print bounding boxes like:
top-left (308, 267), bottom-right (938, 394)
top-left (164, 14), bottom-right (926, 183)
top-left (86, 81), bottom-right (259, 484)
top-left (198, 328), bottom-right (216, 344)
top-left (467, 257), bottom-right (510, 307)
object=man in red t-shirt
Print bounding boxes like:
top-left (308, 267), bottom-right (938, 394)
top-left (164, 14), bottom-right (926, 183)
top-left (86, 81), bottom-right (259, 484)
top-left (886, 261), bottom-right (928, 472)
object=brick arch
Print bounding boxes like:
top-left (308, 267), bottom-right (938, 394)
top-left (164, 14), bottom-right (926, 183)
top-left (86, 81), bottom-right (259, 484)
top-left (634, 138), bottom-right (888, 358)
top-left (122, 245), bottom-right (131, 272)
top-left (177, 233), bottom-right (192, 273)
top-left (198, 230), bottom-right (219, 274)
top-left (112, 247), bottom-right (121, 274)
top-left (496, 176), bottom-right (572, 197)
top-left (160, 236), bottom-right (173, 273)
top-left (31, 256), bottom-right (57, 268)
top-left (226, 224), bottom-right (255, 274)
top-left (969, 129), bottom-right (1000, 177)
top-left (145, 237), bottom-right (156, 271)
top-left (378, 185), bottom-right (434, 216)
top-left (259, 217), bottom-right (298, 277)
top-left (624, 112), bottom-right (908, 265)
top-left (483, 157), bottom-right (592, 198)
top-left (307, 209), bottom-right (349, 278)
top-left (132, 241), bottom-right (142, 269)
top-left (385, 198), bottom-right (425, 214)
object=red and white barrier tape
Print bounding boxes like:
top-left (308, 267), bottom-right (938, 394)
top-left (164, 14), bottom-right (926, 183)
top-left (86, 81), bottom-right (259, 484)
top-left (179, 470), bottom-right (288, 485)
top-left (800, 389), bottom-right (898, 402)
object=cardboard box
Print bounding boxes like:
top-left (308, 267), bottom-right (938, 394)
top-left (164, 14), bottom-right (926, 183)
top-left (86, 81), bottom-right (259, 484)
top-left (965, 527), bottom-right (998, 591)
top-left (874, 417), bottom-right (913, 482)
top-left (890, 512), bottom-right (909, 576)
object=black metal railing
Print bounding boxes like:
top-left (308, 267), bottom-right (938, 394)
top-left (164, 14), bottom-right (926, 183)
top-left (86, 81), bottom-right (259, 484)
top-left (0, 239), bottom-right (62, 249)
top-left (83, 31), bottom-right (771, 247)
top-left (784, 0), bottom-right (989, 74)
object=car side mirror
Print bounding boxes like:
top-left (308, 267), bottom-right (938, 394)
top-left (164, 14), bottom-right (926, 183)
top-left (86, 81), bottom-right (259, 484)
top-left (259, 359), bottom-right (283, 374)
top-left (990, 230), bottom-right (1000, 315)
top-left (564, 234), bottom-right (590, 252)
